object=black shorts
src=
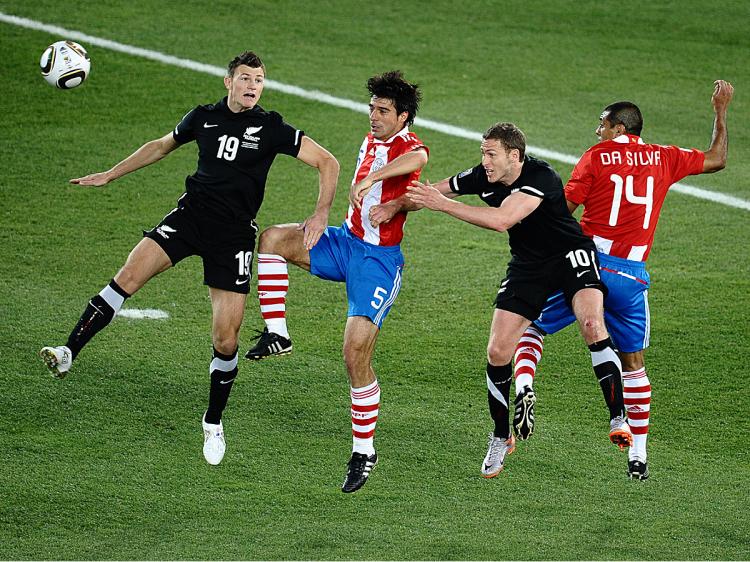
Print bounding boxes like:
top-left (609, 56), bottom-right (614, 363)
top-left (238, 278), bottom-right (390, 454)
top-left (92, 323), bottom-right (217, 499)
top-left (495, 247), bottom-right (607, 321)
top-left (143, 203), bottom-right (258, 294)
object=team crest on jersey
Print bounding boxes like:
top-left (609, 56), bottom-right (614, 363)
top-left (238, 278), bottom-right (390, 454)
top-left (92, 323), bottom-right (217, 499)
top-left (458, 168), bottom-right (473, 178)
top-left (243, 126), bottom-right (262, 141)
top-left (371, 158), bottom-right (385, 172)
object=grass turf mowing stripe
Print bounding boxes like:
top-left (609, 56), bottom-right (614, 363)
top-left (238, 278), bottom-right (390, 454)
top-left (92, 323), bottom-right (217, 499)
top-left (3, 10), bottom-right (748, 212)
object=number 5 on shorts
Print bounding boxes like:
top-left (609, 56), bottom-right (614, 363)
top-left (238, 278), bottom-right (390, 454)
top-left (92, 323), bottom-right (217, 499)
top-left (371, 287), bottom-right (388, 309)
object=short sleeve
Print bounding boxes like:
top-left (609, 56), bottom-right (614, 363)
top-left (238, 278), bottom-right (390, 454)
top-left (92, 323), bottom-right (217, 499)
top-left (660, 145), bottom-right (705, 184)
top-left (267, 112), bottom-right (305, 157)
top-left (564, 149), bottom-right (595, 205)
top-left (449, 164), bottom-right (486, 194)
top-left (173, 108), bottom-right (198, 145)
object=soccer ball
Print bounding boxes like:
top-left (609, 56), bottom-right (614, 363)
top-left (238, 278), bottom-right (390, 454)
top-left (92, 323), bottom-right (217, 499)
top-left (40, 40), bottom-right (91, 89)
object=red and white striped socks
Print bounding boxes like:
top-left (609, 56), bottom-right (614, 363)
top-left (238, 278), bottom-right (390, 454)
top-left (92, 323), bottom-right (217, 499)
top-left (351, 380), bottom-right (380, 456)
top-left (257, 253), bottom-right (290, 338)
top-left (623, 368), bottom-right (651, 461)
top-left (514, 326), bottom-right (545, 395)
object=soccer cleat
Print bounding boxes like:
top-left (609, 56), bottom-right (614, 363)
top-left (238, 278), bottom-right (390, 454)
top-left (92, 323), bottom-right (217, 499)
top-left (202, 413), bottom-right (226, 465)
top-left (481, 433), bottom-right (516, 478)
top-left (39, 346), bottom-right (73, 379)
top-left (609, 415), bottom-right (633, 450)
top-left (341, 452), bottom-right (378, 493)
top-left (244, 328), bottom-right (293, 360)
top-left (627, 459), bottom-right (650, 481)
top-left (513, 385), bottom-right (536, 440)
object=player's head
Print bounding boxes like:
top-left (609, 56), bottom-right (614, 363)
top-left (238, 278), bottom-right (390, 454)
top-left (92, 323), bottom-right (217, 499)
top-left (224, 51), bottom-right (266, 112)
top-left (367, 71), bottom-right (422, 140)
top-left (227, 51), bottom-right (266, 77)
top-left (481, 122), bottom-right (526, 184)
top-left (597, 101), bottom-right (643, 141)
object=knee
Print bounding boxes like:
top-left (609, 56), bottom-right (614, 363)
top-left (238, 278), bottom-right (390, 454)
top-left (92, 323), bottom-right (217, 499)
top-left (343, 340), bottom-right (368, 373)
top-left (579, 315), bottom-right (607, 344)
top-left (487, 341), bottom-right (514, 366)
top-left (213, 331), bottom-right (239, 356)
top-left (258, 225), bottom-right (288, 254)
top-left (114, 265), bottom-right (140, 295)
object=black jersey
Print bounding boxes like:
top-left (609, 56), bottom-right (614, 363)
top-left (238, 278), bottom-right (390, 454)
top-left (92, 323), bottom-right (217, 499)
top-left (449, 156), bottom-right (594, 265)
top-left (172, 97), bottom-right (304, 223)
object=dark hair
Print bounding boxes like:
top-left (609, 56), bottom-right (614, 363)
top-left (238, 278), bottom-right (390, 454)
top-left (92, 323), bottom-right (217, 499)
top-left (603, 101), bottom-right (643, 136)
top-left (227, 51), bottom-right (266, 77)
top-left (367, 71), bottom-right (422, 126)
top-left (483, 122), bottom-right (526, 160)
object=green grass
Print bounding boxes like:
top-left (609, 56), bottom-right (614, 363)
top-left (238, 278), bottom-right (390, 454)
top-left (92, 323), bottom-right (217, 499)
top-left (1, 1), bottom-right (749, 559)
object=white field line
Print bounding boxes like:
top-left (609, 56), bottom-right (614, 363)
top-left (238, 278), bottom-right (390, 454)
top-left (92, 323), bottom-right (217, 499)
top-left (117, 308), bottom-right (169, 320)
top-left (4, 11), bottom-right (748, 212)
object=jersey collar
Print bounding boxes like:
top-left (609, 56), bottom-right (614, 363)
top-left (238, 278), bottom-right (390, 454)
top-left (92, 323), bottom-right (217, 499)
top-left (612, 134), bottom-right (645, 145)
top-left (372, 126), bottom-right (411, 144)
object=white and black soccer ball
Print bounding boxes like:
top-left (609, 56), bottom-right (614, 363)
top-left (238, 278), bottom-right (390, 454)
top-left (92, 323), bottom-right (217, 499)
top-left (40, 40), bottom-right (91, 89)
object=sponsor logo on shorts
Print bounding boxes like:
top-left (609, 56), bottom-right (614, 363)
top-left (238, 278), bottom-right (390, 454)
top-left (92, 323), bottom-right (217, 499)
top-left (156, 225), bottom-right (177, 239)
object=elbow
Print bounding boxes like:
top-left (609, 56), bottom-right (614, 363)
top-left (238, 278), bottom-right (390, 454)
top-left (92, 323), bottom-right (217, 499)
top-left (324, 153), bottom-right (340, 175)
top-left (704, 155), bottom-right (727, 173)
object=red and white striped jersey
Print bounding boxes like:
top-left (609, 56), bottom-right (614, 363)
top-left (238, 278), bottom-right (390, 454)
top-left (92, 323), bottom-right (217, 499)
top-left (565, 134), bottom-right (704, 261)
top-left (345, 127), bottom-right (427, 246)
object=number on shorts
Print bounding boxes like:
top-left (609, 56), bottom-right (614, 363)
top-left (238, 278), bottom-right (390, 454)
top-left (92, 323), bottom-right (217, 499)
top-left (371, 287), bottom-right (388, 309)
top-left (565, 249), bottom-right (601, 280)
top-left (235, 250), bottom-right (252, 276)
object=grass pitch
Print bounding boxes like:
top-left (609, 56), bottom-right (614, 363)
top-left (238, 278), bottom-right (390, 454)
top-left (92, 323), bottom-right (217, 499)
top-left (0, 1), bottom-right (748, 559)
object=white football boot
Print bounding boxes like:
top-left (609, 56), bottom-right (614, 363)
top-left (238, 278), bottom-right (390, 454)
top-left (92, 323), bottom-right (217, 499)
top-left (202, 413), bottom-right (226, 465)
top-left (39, 346), bottom-right (73, 379)
top-left (481, 432), bottom-right (516, 478)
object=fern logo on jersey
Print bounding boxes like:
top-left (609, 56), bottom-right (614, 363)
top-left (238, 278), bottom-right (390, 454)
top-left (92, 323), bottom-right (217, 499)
top-left (243, 126), bottom-right (262, 141)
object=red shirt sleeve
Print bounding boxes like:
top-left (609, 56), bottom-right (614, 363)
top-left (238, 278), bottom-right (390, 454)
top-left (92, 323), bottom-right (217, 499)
top-left (564, 148), bottom-right (595, 205)
top-left (660, 145), bottom-right (705, 184)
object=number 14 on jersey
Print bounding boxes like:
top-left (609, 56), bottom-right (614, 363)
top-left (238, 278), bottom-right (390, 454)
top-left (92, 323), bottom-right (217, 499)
top-left (609, 173), bottom-right (653, 229)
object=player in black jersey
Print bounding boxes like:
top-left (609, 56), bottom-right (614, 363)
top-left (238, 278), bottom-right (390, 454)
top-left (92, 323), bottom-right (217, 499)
top-left (39, 51), bottom-right (339, 466)
top-left (407, 122), bottom-right (632, 478)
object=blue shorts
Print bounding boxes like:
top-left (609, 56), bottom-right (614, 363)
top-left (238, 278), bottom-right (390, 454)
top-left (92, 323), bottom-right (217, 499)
top-left (534, 253), bottom-right (651, 353)
top-left (309, 224), bottom-right (404, 328)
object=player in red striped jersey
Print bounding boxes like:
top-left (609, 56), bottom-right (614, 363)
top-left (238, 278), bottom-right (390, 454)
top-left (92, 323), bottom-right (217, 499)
top-left (512, 80), bottom-right (734, 480)
top-left (245, 71), bottom-right (428, 493)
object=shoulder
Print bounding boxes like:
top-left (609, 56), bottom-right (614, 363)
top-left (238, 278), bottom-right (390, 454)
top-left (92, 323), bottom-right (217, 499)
top-left (259, 109), bottom-right (285, 126)
top-left (524, 157), bottom-right (562, 185)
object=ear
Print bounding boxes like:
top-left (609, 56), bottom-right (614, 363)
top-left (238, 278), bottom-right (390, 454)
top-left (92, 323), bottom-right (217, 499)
top-left (397, 111), bottom-right (409, 126)
top-left (223, 75), bottom-right (232, 90)
top-left (509, 148), bottom-right (521, 162)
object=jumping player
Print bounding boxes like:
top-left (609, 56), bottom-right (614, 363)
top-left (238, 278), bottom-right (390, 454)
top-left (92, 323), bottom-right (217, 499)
top-left (40, 51), bottom-right (339, 466)
top-left (407, 122), bottom-right (632, 478)
top-left (244, 71), bottom-right (428, 493)
top-left (511, 80), bottom-right (734, 480)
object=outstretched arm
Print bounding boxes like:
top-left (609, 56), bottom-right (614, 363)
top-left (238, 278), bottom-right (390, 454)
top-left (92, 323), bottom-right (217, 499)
top-left (70, 132), bottom-right (180, 186)
top-left (407, 180), bottom-right (541, 232)
top-left (350, 148), bottom-right (428, 210)
top-left (295, 136), bottom-right (340, 249)
top-left (368, 174), bottom-right (457, 228)
top-left (702, 79), bottom-right (734, 173)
